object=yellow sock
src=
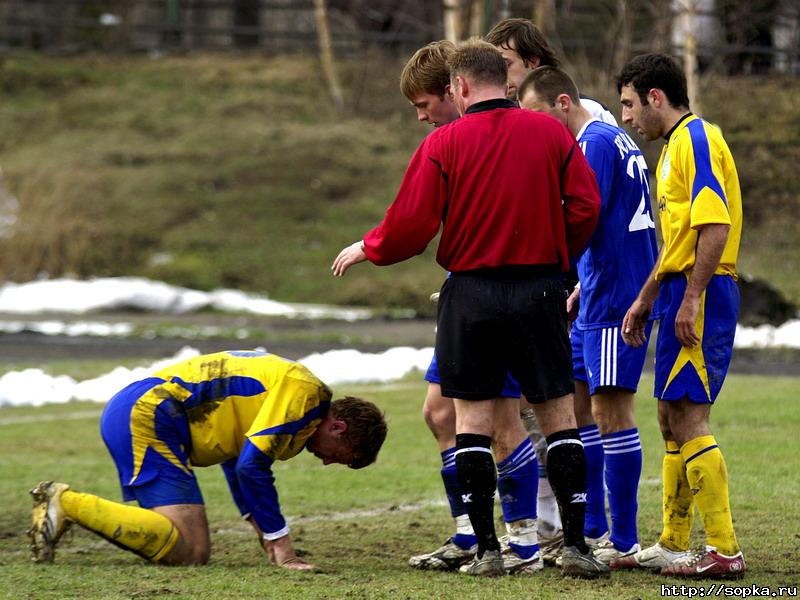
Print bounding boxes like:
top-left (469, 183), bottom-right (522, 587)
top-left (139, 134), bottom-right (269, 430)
top-left (61, 490), bottom-right (179, 562)
top-left (681, 435), bottom-right (740, 556)
top-left (658, 440), bottom-right (695, 552)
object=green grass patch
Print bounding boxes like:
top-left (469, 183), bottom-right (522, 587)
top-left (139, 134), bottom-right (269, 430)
top-left (0, 374), bottom-right (798, 598)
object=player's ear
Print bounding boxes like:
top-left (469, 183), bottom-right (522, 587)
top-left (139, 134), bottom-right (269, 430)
top-left (557, 93), bottom-right (570, 112)
top-left (330, 418), bottom-right (348, 435)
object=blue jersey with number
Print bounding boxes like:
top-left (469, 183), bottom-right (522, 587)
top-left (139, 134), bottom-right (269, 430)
top-left (574, 120), bottom-right (660, 330)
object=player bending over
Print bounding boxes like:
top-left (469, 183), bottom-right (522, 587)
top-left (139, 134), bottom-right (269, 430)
top-left (28, 350), bottom-right (387, 569)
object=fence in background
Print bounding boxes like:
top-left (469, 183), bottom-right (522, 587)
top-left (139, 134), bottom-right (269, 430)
top-left (0, 0), bottom-right (796, 75)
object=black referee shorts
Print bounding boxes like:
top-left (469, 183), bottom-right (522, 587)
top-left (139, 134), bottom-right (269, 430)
top-left (435, 267), bottom-right (573, 403)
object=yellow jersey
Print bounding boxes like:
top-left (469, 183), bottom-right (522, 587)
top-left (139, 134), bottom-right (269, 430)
top-left (655, 114), bottom-right (742, 280)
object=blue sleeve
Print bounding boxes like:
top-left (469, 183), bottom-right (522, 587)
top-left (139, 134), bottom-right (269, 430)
top-left (582, 135), bottom-right (615, 212)
top-left (221, 458), bottom-right (251, 517)
top-left (235, 439), bottom-right (288, 539)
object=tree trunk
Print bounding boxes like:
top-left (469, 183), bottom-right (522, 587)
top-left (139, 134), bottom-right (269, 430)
top-left (313, 0), bottom-right (345, 113)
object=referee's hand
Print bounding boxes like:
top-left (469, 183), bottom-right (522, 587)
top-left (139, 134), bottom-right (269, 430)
top-left (332, 240), bottom-right (367, 276)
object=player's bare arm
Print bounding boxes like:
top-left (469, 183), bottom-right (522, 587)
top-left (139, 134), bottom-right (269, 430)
top-left (622, 247), bottom-right (664, 347)
top-left (331, 240), bottom-right (367, 276)
top-left (675, 223), bottom-right (730, 347)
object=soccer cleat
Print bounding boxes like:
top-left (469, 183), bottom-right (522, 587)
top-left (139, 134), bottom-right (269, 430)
top-left (501, 547), bottom-right (544, 575)
top-left (560, 545), bottom-right (612, 578)
top-left (610, 542), bottom-right (691, 571)
top-left (593, 539), bottom-right (641, 565)
top-left (660, 546), bottom-right (746, 579)
top-left (29, 481), bottom-right (73, 564)
top-left (408, 538), bottom-right (476, 571)
top-left (538, 531), bottom-right (564, 566)
top-left (458, 549), bottom-right (505, 577)
top-left (586, 531), bottom-right (610, 549)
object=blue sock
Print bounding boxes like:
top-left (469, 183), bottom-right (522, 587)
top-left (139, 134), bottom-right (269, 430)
top-left (603, 428), bottom-right (642, 551)
top-left (440, 447), bottom-right (476, 550)
top-left (579, 424), bottom-right (608, 539)
top-left (497, 438), bottom-right (539, 559)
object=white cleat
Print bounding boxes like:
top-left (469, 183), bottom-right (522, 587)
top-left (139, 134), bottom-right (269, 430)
top-left (610, 542), bottom-right (691, 571)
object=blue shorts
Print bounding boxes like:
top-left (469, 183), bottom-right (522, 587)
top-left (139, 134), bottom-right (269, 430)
top-left (100, 377), bottom-right (204, 508)
top-left (425, 353), bottom-right (522, 399)
top-left (654, 274), bottom-right (739, 404)
top-left (571, 322), bottom-right (651, 395)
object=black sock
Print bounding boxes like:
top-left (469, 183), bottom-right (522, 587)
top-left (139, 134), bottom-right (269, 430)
top-left (455, 433), bottom-right (499, 557)
top-left (546, 429), bottom-right (589, 553)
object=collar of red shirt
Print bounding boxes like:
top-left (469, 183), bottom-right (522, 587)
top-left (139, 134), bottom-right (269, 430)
top-left (465, 98), bottom-right (517, 115)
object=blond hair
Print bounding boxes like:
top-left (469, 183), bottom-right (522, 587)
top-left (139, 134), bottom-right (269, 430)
top-left (447, 38), bottom-right (507, 89)
top-left (400, 40), bottom-right (456, 100)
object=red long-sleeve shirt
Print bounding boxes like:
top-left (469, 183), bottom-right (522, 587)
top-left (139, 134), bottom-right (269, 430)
top-left (363, 99), bottom-right (600, 272)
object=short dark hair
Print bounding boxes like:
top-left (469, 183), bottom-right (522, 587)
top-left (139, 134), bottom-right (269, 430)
top-left (400, 40), bottom-right (456, 100)
top-left (448, 38), bottom-right (507, 89)
top-left (518, 66), bottom-right (580, 106)
top-left (615, 53), bottom-right (690, 109)
top-left (330, 396), bottom-right (387, 469)
top-left (485, 18), bottom-right (560, 68)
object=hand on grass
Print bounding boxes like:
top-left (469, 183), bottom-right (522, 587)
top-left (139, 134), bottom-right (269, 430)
top-left (264, 534), bottom-right (316, 571)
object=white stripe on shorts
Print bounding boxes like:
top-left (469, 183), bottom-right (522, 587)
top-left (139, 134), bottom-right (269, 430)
top-left (601, 327), bottom-right (618, 387)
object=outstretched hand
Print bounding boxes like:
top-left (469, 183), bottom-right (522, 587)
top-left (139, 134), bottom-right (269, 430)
top-left (332, 241), bottom-right (367, 277)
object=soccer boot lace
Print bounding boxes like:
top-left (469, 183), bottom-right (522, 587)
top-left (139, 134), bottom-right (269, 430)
top-left (29, 481), bottom-right (72, 563)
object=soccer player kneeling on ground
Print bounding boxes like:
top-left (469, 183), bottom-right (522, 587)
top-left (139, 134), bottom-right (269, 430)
top-left (28, 351), bottom-right (387, 569)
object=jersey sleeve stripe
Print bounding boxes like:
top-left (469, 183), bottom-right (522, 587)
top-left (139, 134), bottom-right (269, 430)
top-left (248, 400), bottom-right (331, 437)
top-left (686, 119), bottom-right (727, 207)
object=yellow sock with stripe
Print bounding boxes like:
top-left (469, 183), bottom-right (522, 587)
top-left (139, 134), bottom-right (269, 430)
top-left (681, 435), bottom-right (740, 556)
top-left (658, 440), bottom-right (695, 552)
top-left (60, 490), bottom-right (179, 561)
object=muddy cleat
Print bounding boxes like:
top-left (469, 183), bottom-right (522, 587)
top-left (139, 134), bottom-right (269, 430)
top-left (501, 547), bottom-right (544, 575)
top-left (409, 538), bottom-right (476, 571)
top-left (610, 542), bottom-right (690, 571)
top-left (586, 531), bottom-right (610, 549)
top-left (560, 545), bottom-right (612, 578)
top-left (593, 539), bottom-right (641, 565)
top-left (29, 481), bottom-right (72, 564)
top-left (458, 549), bottom-right (505, 577)
top-left (660, 546), bottom-right (745, 579)
top-left (539, 531), bottom-right (564, 566)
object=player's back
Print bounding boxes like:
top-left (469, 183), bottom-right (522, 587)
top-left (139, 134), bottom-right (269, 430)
top-left (575, 120), bottom-right (659, 328)
top-left (151, 351), bottom-right (328, 466)
top-left (429, 104), bottom-right (592, 271)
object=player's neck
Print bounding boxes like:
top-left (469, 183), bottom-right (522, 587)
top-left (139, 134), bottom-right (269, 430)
top-left (661, 107), bottom-right (691, 138)
top-left (568, 105), bottom-right (593, 138)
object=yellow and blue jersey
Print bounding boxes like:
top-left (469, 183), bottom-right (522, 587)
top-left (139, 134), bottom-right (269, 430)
top-left (655, 114), bottom-right (742, 280)
top-left (100, 351), bottom-right (331, 538)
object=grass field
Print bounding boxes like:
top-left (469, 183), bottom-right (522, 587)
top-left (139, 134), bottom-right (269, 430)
top-left (0, 373), bottom-right (798, 599)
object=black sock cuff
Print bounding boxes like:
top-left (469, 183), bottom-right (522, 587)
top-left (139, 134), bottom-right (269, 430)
top-left (456, 433), bottom-right (492, 449)
top-left (545, 428), bottom-right (580, 446)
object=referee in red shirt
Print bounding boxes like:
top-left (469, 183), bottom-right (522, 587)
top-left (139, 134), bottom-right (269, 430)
top-left (333, 39), bottom-right (607, 578)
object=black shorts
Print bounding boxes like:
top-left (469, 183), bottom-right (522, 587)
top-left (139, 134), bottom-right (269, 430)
top-left (435, 267), bottom-right (573, 403)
